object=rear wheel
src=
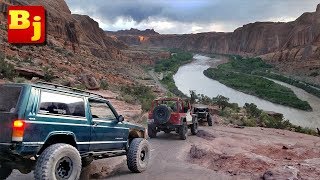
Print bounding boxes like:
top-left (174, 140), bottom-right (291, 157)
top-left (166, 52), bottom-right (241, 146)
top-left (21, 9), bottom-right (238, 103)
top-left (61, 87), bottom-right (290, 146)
top-left (179, 122), bottom-right (188, 140)
top-left (127, 138), bottom-right (150, 173)
top-left (148, 124), bottom-right (157, 138)
top-left (191, 119), bottom-right (199, 135)
top-left (0, 164), bottom-right (12, 180)
top-left (34, 143), bottom-right (82, 180)
top-left (207, 115), bottom-right (213, 126)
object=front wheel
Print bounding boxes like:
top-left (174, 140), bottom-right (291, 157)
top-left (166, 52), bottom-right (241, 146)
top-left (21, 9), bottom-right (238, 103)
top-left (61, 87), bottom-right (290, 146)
top-left (191, 119), bottom-right (199, 135)
top-left (179, 122), bottom-right (188, 140)
top-left (0, 164), bottom-right (12, 180)
top-left (34, 143), bottom-right (82, 180)
top-left (207, 115), bottom-right (213, 126)
top-left (127, 138), bottom-right (150, 173)
top-left (148, 124), bottom-right (157, 138)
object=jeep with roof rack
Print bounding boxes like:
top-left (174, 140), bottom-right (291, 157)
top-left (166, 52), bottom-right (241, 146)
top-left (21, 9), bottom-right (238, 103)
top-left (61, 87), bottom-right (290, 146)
top-left (0, 82), bottom-right (150, 179)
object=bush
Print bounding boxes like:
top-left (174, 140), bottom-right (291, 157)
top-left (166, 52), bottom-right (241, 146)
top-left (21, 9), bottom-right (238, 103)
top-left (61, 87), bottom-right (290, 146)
top-left (43, 68), bottom-right (55, 82)
top-left (14, 77), bottom-right (26, 83)
top-left (100, 79), bottom-right (109, 90)
top-left (120, 85), bottom-right (155, 112)
top-left (0, 57), bottom-right (16, 80)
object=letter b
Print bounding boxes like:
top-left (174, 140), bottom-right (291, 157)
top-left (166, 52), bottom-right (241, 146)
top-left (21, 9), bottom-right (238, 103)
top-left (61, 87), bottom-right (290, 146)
top-left (9, 10), bottom-right (30, 29)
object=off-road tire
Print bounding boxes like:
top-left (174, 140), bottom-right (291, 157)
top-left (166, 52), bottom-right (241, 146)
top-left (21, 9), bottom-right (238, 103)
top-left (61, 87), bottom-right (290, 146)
top-left (81, 157), bottom-right (93, 167)
top-left (179, 122), bottom-right (188, 140)
top-left (0, 164), bottom-right (12, 180)
top-left (34, 143), bottom-right (82, 180)
top-left (148, 124), bottom-right (157, 138)
top-left (207, 115), bottom-right (213, 126)
top-left (153, 105), bottom-right (171, 124)
top-left (191, 119), bottom-right (199, 135)
top-left (127, 138), bottom-right (150, 173)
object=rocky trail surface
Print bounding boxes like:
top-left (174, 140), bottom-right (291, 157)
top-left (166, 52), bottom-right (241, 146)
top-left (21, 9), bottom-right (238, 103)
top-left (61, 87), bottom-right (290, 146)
top-left (9, 125), bottom-right (320, 179)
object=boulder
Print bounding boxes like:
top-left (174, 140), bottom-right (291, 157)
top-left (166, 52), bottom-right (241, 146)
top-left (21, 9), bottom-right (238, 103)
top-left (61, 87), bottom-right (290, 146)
top-left (263, 165), bottom-right (300, 180)
top-left (80, 74), bottom-right (100, 90)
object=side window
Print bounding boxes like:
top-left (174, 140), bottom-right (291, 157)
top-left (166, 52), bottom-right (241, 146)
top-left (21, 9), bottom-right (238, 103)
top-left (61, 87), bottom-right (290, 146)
top-left (39, 91), bottom-right (85, 117)
top-left (89, 100), bottom-right (116, 121)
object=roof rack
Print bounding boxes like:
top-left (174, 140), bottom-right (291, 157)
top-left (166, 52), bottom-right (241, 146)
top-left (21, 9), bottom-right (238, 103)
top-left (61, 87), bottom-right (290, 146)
top-left (36, 81), bottom-right (104, 98)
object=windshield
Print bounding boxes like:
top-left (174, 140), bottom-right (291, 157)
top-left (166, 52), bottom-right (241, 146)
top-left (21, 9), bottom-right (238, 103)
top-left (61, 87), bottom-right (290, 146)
top-left (0, 85), bottom-right (22, 112)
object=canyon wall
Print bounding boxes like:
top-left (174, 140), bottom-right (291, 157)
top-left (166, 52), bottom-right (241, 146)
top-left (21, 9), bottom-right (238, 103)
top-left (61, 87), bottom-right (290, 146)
top-left (111, 4), bottom-right (320, 79)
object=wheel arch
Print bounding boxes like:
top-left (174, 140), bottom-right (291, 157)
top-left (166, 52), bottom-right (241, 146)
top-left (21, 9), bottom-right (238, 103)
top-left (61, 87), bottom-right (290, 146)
top-left (38, 132), bottom-right (78, 155)
top-left (128, 129), bottom-right (146, 140)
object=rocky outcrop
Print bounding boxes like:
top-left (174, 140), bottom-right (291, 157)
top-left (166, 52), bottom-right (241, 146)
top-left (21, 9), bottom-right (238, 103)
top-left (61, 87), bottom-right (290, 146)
top-left (14, 0), bottom-right (127, 60)
top-left (0, 0), bottom-right (145, 88)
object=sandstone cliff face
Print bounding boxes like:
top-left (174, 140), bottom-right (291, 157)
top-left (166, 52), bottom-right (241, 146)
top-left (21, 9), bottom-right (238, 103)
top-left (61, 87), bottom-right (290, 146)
top-left (21, 0), bottom-right (127, 59)
top-left (112, 4), bottom-right (320, 81)
top-left (0, 0), bottom-right (148, 87)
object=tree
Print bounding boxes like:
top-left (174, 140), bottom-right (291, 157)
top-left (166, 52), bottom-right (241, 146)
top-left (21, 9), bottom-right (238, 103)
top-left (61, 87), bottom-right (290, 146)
top-left (213, 95), bottom-right (229, 110)
top-left (244, 103), bottom-right (262, 118)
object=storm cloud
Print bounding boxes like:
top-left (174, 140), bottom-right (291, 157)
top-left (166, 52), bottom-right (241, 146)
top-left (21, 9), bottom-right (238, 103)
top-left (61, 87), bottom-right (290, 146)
top-left (65, 0), bottom-right (319, 34)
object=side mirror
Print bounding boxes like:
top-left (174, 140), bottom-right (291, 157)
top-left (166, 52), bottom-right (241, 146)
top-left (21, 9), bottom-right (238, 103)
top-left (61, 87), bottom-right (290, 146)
top-left (118, 115), bottom-right (124, 122)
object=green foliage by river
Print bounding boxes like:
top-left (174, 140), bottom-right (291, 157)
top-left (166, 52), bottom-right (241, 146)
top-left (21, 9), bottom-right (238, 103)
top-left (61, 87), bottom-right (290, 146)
top-left (155, 50), bottom-right (193, 97)
top-left (204, 56), bottom-right (312, 111)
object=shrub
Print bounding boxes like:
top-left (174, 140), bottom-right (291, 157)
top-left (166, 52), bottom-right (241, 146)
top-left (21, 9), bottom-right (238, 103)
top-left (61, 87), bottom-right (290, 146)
top-left (14, 77), bottom-right (26, 83)
top-left (43, 68), bottom-right (55, 82)
top-left (0, 57), bottom-right (16, 80)
top-left (100, 79), bottom-right (109, 90)
top-left (120, 85), bottom-right (156, 112)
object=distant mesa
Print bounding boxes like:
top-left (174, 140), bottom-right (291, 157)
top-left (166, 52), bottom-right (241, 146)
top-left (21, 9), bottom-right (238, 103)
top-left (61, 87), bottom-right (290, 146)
top-left (105, 28), bottom-right (159, 36)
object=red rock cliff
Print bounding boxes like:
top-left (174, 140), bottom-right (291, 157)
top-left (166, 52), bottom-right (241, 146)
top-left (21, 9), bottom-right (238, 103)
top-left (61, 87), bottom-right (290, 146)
top-left (112, 4), bottom-right (320, 77)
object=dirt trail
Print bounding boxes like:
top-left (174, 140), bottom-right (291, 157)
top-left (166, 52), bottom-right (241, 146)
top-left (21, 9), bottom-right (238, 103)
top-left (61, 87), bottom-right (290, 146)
top-left (90, 126), bottom-right (320, 180)
top-left (8, 125), bottom-right (320, 179)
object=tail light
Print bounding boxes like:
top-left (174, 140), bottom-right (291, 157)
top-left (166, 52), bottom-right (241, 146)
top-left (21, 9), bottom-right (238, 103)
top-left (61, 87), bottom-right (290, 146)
top-left (12, 120), bottom-right (25, 141)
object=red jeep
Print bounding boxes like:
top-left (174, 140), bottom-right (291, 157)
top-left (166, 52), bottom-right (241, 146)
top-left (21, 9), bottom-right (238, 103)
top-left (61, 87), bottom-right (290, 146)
top-left (147, 98), bottom-right (198, 140)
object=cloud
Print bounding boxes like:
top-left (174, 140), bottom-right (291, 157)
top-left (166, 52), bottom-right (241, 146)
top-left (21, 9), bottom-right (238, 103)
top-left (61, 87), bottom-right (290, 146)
top-left (65, 0), bottom-right (319, 34)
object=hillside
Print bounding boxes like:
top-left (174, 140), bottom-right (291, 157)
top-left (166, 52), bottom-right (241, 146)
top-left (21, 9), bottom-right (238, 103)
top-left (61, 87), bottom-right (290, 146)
top-left (109, 4), bottom-right (320, 84)
top-left (0, 0), bottom-right (149, 88)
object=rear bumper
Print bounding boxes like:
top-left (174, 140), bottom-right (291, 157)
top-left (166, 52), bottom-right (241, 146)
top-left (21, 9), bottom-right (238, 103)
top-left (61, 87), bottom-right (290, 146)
top-left (149, 122), bottom-right (181, 130)
top-left (0, 142), bottom-right (40, 161)
top-left (196, 112), bottom-right (207, 119)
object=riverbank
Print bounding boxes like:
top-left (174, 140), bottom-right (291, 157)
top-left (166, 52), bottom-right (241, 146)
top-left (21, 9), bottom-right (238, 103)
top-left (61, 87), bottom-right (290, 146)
top-left (204, 56), bottom-right (312, 111)
top-left (174, 55), bottom-right (320, 128)
top-left (154, 50), bottom-right (193, 96)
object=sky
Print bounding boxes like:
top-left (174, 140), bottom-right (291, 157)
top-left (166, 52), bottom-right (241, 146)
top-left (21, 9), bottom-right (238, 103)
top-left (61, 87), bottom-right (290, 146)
top-left (65, 0), bottom-right (319, 34)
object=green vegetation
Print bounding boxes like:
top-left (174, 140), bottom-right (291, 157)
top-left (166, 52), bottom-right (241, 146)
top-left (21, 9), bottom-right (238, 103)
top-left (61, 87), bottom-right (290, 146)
top-left (0, 54), bottom-right (16, 80)
top-left (155, 50), bottom-right (193, 73)
top-left (196, 94), bottom-right (317, 136)
top-left (254, 71), bottom-right (320, 99)
top-left (100, 79), bottom-right (109, 90)
top-left (154, 50), bottom-right (193, 97)
top-left (204, 56), bottom-right (312, 111)
top-left (120, 85), bottom-right (156, 112)
top-left (43, 67), bottom-right (55, 82)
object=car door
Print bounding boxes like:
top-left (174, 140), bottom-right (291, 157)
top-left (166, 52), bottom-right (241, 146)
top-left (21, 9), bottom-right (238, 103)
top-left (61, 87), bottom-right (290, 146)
top-left (88, 98), bottom-right (128, 151)
top-left (25, 88), bottom-right (91, 154)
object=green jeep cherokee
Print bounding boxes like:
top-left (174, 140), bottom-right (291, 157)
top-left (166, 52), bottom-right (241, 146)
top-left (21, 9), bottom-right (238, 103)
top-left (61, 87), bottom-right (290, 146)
top-left (0, 82), bottom-right (150, 180)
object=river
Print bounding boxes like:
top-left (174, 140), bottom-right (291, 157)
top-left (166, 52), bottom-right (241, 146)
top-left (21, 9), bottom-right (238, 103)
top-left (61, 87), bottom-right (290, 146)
top-left (173, 55), bottom-right (320, 128)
